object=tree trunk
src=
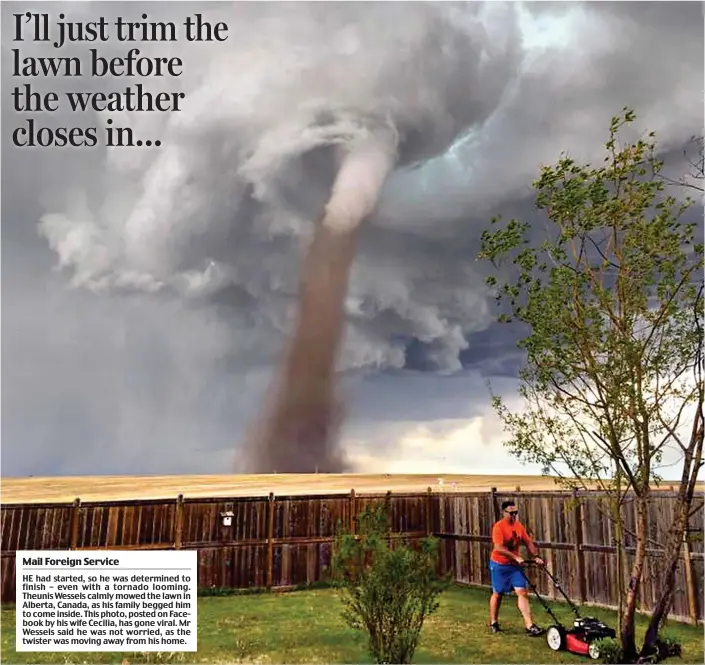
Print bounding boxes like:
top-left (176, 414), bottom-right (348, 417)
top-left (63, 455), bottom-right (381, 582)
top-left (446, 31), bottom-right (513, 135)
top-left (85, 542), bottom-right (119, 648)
top-left (642, 411), bottom-right (704, 657)
top-left (614, 504), bottom-right (627, 635)
top-left (640, 506), bottom-right (687, 655)
top-left (609, 470), bottom-right (627, 635)
top-left (621, 493), bottom-right (649, 662)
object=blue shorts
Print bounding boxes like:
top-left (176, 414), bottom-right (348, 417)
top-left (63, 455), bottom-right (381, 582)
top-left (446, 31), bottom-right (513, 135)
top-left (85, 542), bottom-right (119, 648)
top-left (489, 560), bottom-right (527, 594)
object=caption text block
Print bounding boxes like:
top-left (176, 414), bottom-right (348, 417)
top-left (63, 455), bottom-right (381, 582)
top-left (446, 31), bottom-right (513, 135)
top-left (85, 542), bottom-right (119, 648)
top-left (16, 550), bottom-right (197, 652)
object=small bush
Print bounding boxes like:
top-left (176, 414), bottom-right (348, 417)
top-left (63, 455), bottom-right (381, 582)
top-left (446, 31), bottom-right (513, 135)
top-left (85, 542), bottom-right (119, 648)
top-left (331, 494), bottom-right (450, 664)
top-left (655, 632), bottom-right (682, 659)
top-left (594, 637), bottom-right (624, 664)
top-left (638, 632), bottom-right (683, 664)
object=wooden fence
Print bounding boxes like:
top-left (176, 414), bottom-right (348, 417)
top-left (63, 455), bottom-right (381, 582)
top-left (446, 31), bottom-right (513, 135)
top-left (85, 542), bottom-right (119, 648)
top-left (1, 488), bottom-right (702, 624)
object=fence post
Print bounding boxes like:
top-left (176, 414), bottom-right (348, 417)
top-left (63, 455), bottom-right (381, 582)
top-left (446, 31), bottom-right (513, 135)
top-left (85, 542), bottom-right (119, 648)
top-left (69, 498), bottom-right (81, 549)
top-left (682, 529), bottom-right (698, 625)
top-left (174, 494), bottom-right (184, 549)
top-left (544, 496), bottom-right (557, 599)
top-left (572, 488), bottom-right (587, 604)
top-left (349, 489), bottom-right (356, 534)
top-left (385, 490), bottom-right (393, 549)
top-left (266, 492), bottom-right (275, 589)
top-left (426, 487), bottom-right (432, 536)
top-left (490, 487), bottom-right (498, 521)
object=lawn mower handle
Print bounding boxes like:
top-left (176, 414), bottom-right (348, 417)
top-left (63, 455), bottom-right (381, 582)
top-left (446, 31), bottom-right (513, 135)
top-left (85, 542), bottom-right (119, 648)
top-left (517, 564), bottom-right (563, 627)
top-left (523, 559), bottom-right (581, 618)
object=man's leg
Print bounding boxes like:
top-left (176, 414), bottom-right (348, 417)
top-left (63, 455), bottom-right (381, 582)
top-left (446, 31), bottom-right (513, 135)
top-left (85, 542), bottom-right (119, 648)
top-left (515, 588), bottom-right (534, 629)
top-left (488, 562), bottom-right (507, 631)
top-left (514, 587), bottom-right (544, 635)
top-left (489, 591), bottom-right (503, 625)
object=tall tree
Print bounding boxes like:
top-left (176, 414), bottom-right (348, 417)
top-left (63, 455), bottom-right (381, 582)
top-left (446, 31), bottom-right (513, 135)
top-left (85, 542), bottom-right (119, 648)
top-left (641, 132), bottom-right (704, 660)
top-left (478, 109), bottom-right (704, 662)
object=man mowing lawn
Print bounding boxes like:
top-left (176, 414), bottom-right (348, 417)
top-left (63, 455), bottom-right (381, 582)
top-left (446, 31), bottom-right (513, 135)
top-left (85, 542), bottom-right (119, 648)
top-left (489, 500), bottom-right (545, 637)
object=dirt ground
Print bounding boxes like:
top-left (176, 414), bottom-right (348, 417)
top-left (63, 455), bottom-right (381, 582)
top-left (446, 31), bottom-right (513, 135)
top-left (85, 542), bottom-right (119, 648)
top-left (1, 473), bottom-right (698, 504)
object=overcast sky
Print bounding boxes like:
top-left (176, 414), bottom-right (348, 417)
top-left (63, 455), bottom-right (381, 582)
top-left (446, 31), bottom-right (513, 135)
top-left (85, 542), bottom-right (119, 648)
top-left (2, 1), bottom-right (703, 478)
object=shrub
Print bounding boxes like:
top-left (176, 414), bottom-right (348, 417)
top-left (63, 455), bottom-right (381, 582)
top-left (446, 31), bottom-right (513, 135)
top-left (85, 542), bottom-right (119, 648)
top-left (638, 632), bottom-right (683, 664)
top-left (331, 494), bottom-right (450, 664)
top-left (595, 631), bottom-right (682, 664)
top-left (655, 632), bottom-right (682, 660)
top-left (594, 637), bottom-right (624, 664)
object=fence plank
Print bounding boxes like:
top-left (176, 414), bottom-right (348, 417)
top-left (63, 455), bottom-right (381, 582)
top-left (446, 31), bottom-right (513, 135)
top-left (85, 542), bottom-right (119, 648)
top-left (266, 492), bottom-right (275, 589)
top-left (544, 494), bottom-right (556, 599)
top-left (490, 487), bottom-right (498, 521)
top-left (174, 494), bottom-right (184, 549)
top-left (572, 488), bottom-right (587, 604)
top-left (683, 528), bottom-right (698, 625)
top-left (426, 487), bottom-right (432, 537)
top-left (69, 498), bottom-right (81, 549)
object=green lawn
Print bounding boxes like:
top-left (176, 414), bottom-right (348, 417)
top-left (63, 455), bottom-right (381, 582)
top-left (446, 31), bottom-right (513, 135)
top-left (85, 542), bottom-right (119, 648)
top-left (2, 585), bottom-right (703, 664)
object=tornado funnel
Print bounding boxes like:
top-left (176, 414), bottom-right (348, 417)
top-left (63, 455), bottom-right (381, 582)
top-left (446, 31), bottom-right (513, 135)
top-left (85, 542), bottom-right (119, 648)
top-left (241, 135), bottom-right (397, 473)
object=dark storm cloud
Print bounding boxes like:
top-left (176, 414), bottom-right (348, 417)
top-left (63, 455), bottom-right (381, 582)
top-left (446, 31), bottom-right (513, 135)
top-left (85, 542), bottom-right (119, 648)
top-left (1, 1), bottom-right (702, 475)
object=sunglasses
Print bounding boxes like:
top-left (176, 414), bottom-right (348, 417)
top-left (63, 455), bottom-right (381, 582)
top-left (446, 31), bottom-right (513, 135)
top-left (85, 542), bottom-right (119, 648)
top-left (505, 510), bottom-right (519, 516)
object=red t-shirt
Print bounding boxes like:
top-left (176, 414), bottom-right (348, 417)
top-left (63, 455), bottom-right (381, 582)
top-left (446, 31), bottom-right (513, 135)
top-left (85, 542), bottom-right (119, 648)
top-left (490, 519), bottom-right (530, 565)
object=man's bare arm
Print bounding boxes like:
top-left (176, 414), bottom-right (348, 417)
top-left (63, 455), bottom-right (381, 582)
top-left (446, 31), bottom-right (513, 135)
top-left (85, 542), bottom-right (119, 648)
top-left (523, 535), bottom-right (544, 564)
top-left (493, 544), bottom-right (523, 563)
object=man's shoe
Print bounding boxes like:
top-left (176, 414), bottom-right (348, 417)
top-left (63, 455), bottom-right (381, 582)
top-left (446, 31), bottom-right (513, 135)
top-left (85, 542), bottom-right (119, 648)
top-left (526, 624), bottom-right (545, 636)
top-left (490, 622), bottom-right (501, 633)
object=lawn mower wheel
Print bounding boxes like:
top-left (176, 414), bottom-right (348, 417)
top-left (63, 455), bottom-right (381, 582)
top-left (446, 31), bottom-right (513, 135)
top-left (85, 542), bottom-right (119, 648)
top-left (588, 642), bottom-right (602, 660)
top-left (546, 625), bottom-right (566, 651)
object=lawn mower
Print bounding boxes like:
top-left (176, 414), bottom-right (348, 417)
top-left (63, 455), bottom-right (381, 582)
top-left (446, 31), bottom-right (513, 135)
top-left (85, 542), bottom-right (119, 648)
top-left (522, 561), bottom-right (616, 660)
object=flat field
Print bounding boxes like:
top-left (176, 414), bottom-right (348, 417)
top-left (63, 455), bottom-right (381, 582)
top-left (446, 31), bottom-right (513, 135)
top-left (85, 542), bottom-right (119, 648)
top-left (1, 473), bottom-right (699, 504)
